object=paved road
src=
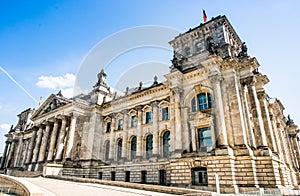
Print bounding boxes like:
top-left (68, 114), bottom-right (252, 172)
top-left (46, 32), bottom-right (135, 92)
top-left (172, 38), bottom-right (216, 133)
top-left (21, 177), bottom-right (175, 196)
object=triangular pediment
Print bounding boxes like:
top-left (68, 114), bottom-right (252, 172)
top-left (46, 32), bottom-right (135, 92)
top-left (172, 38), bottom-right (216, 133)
top-left (32, 94), bottom-right (72, 119)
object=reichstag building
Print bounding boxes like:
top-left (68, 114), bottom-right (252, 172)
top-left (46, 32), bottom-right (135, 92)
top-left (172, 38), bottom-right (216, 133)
top-left (1, 15), bottom-right (299, 194)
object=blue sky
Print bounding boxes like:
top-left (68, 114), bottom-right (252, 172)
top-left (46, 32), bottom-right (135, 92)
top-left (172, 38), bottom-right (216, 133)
top-left (1, 1), bottom-right (300, 153)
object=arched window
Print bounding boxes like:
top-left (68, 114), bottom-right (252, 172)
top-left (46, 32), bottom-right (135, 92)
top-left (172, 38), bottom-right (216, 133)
top-left (117, 139), bottom-right (122, 161)
top-left (105, 141), bottom-right (110, 161)
top-left (185, 47), bottom-right (191, 56)
top-left (196, 42), bottom-right (202, 52)
top-left (163, 131), bottom-right (170, 158)
top-left (146, 134), bottom-right (153, 159)
top-left (191, 92), bottom-right (213, 112)
top-left (131, 136), bottom-right (137, 160)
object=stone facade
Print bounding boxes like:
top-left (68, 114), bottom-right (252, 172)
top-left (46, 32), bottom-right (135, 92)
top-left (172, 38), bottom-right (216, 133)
top-left (2, 15), bottom-right (300, 194)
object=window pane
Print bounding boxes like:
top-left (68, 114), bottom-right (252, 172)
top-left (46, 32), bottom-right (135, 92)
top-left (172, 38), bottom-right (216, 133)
top-left (196, 42), bottom-right (202, 52)
top-left (198, 93), bottom-right (208, 111)
top-left (192, 168), bottom-right (208, 186)
top-left (117, 139), bottom-right (122, 160)
top-left (208, 93), bottom-right (213, 108)
top-left (106, 122), bottom-right (111, 133)
top-left (198, 128), bottom-right (212, 152)
top-left (191, 97), bottom-right (196, 112)
top-left (146, 112), bottom-right (152, 124)
top-left (105, 142), bottom-right (110, 161)
top-left (118, 119), bottom-right (123, 130)
top-left (131, 136), bottom-right (137, 160)
top-left (162, 107), bottom-right (169, 120)
top-left (131, 115), bottom-right (137, 127)
top-left (146, 134), bottom-right (153, 159)
top-left (163, 131), bottom-right (170, 158)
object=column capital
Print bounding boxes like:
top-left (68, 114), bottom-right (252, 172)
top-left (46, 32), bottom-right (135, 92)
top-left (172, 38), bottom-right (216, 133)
top-left (241, 76), bottom-right (256, 86)
top-left (151, 101), bottom-right (159, 107)
top-left (135, 105), bottom-right (143, 111)
top-left (257, 91), bottom-right (268, 100)
top-left (209, 74), bottom-right (223, 84)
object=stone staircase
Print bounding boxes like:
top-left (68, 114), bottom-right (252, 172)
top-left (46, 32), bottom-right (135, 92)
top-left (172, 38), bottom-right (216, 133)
top-left (7, 170), bottom-right (42, 178)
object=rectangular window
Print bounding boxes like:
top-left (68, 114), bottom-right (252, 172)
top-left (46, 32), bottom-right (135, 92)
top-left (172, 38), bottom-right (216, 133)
top-left (111, 171), bottom-right (116, 181)
top-left (198, 128), bottom-right (212, 152)
top-left (159, 170), bottom-right (166, 185)
top-left (125, 171), bottom-right (130, 182)
top-left (106, 122), bottom-right (111, 133)
top-left (146, 112), bottom-right (152, 124)
top-left (98, 172), bottom-right (103, 180)
top-left (162, 107), bottom-right (169, 120)
top-left (141, 170), bottom-right (147, 183)
top-left (192, 168), bottom-right (208, 186)
top-left (131, 115), bottom-right (137, 127)
top-left (118, 119), bottom-right (123, 130)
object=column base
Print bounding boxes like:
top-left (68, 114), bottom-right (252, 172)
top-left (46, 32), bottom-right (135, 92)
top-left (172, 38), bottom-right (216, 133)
top-left (233, 145), bottom-right (254, 156)
top-left (171, 150), bottom-right (183, 158)
top-left (215, 146), bottom-right (234, 156)
top-left (254, 146), bottom-right (272, 156)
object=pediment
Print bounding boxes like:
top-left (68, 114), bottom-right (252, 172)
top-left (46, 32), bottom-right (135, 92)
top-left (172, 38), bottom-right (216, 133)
top-left (32, 94), bottom-right (72, 119)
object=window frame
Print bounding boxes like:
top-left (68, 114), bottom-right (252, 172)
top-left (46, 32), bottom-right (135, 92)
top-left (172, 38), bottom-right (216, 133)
top-left (131, 115), bottom-right (137, 127)
top-left (192, 167), bottom-right (208, 186)
top-left (131, 136), bottom-right (137, 160)
top-left (162, 131), bottom-right (170, 158)
top-left (117, 119), bottom-right (123, 130)
top-left (145, 111), bottom-right (152, 124)
top-left (106, 122), bottom-right (111, 133)
top-left (146, 134), bottom-right (153, 159)
top-left (191, 92), bottom-right (213, 112)
top-left (162, 107), bottom-right (169, 121)
top-left (197, 127), bottom-right (212, 152)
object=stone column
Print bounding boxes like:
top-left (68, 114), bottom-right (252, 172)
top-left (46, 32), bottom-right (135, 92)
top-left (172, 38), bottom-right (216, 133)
top-left (25, 129), bottom-right (37, 164)
top-left (121, 112), bottom-right (128, 160)
top-left (55, 117), bottom-right (67, 161)
top-left (191, 127), bottom-right (197, 152)
top-left (244, 76), bottom-right (268, 148)
top-left (0, 141), bottom-right (10, 169)
top-left (31, 126), bottom-right (43, 163)
top-left (38, 123), bottom-right (51, 163)
top-left (210, 75), bottom-right (229, 147)
top-left (223, 69), bottom-right (249, 148)
top-left (47, 120), bottom-right (59, 162)
top-left (65, 114), bottom-right (77, 160)
top-left (108, 116), bottom-right (116, 161)
top-left (182, 107), bottom-right (190, 152)
top-left (257, 91), bottom-right (278, 153)
top-left (5, 141), bottom-right (14, 168)
top-left (291, 133), bottom-right (300, 169)
top-left (14, 136), bottom-right (24, 167)
top-left (136, 107), bottom-right (143, 159)
top-left (152, 101), bottom-right (159, 157)
top-left (241, 85), bottom-right (256, 148)
top-left (172, 87), bottom-right (183, 155)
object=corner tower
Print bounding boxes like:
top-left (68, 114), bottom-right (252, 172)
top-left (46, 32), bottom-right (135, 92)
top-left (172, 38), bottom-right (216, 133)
top-left (169, 15), bottom-right (244, 72)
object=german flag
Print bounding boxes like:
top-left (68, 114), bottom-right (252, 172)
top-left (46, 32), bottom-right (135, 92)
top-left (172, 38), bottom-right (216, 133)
top-left (203, 9), bottom-right (207, 23)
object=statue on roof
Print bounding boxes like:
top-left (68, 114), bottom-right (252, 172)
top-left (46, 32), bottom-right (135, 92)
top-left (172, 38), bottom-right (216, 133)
top-left (171, 52), bottom-right (186, 72)
top-left (94, 69), bottom-right (108, 88)
top-left (238, 42), bottom-right (248, 58)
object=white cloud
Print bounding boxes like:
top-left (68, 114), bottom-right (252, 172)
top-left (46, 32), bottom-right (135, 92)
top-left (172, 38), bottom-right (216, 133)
top-left (36, 73), bottom-right (76, 90)
top-left (0, 123), bottom-right (10, 132)
top-left (36, 73), bottom-right (76, 98)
